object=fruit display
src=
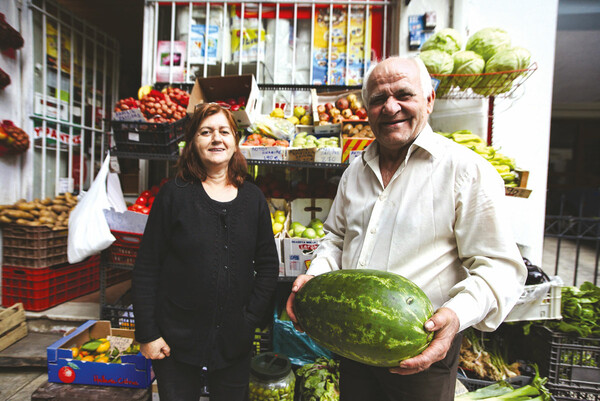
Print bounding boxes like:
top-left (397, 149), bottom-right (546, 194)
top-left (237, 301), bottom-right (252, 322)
top-left (316, 93), bottom-right (368, 126)
top-left (243, 133), bottom-right (289, 147)
top-left (213, 96), bottom-right (247, 111)
top-left (293, 269), bottom-right (434, 367)
top-left (70, 338), bottom-right (141, 364)
top-left (0, 192), bottom-right (77, 230)
top-left (271, 209), bottom-right (287, 236)
top-left (342, 122), bottom-right (374, 139)
top-left (288, 218), bottom-right (325, 239)
top-left (0, 120), bottom-right (30, 156)
top-left (275, 105), bottom-right (313, 126)
top-left (114, 87), bottom-right (188, 124)
top-left (436, 130), bottom-right (521, 187)
top-left (127, 179), bottom-right (168, 214)
top-left (291, 132), bottom-right (339, 148)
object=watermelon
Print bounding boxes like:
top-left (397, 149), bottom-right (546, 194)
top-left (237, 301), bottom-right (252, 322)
top-left (293, 269), bottom-right (434, 367)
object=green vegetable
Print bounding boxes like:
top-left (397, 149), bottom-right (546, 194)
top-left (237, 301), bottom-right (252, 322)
top-left (474, 46), bottom-right (531, 96)
top-left (419, 49), bottom-right (454, 96)
top-left (457, 364), bottom-right (551, 400)
top-left (295, 357), bottom-right (339, 401)
top-left (293, 269), bottom-right (434, 367)
top-left (452, 50), bottom-right (485, 89)
top-left (420, 28), bottom-right (463, 55)
top-left (466, 27), bottom-right (512, 62)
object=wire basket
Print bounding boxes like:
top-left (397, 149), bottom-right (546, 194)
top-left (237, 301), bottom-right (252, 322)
top-left (431, 63), bottom-right (538, 100)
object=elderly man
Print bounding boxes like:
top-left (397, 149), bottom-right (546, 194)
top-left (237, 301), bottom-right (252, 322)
top-left (286, 56), bottom-right (526, 401)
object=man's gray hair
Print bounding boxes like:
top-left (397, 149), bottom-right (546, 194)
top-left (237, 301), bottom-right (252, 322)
top-left (361, 56), bottom-right (434, 108)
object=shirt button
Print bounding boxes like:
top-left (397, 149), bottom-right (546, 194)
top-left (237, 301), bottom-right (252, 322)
top-left (379, 194), bottom-right (387, 201)
top-left (224, 245), bottom-right (228, 250)
top-left (224, 265), bottom-right (228, 270)
top-left (222, 209), bottom-right (227, 214)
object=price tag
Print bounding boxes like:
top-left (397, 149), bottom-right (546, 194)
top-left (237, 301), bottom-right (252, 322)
top-left (107, 335), bottom-right (134, 353)
top-left (128, 132), bottom-right (140, 142)
top-left (109, 156), bottom-right (121, 174)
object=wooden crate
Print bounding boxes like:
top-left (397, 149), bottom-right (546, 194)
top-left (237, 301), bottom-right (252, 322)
top-left (0, 302), bottom-right (28, 352)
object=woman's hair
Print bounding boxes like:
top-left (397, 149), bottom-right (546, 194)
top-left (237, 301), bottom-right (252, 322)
top-left (176, 103), bottom-right (247, 187)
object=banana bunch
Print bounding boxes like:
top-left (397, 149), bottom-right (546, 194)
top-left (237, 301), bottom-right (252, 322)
top-left (71, 338), bottom-right (141, 364)
top-left (438, 130), bottom-right (520, 187)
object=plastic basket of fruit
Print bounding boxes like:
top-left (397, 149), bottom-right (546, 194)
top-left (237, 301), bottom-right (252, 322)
top-left (111, 116), bottom-right (187, 146)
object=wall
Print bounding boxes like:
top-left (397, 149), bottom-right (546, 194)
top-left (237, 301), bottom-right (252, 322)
top-left (0, 1), bottom-right (33, 204)
top-left (396, 0), bottom-right (558, 264)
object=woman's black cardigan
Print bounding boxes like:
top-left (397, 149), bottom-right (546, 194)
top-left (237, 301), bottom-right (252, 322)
top-left (132, 178), bottom-right (279, 369)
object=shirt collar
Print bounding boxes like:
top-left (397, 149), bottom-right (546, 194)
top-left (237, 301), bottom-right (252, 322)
top-left (361, 123), bottom-right (441, 166)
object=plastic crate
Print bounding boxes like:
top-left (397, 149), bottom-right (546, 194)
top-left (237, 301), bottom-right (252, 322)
top-left (111, 117), bottom-right (187, 145)
top-left (2, 256), bottom-right (100, 311)
top-left (1, 224), bottom-right (68, 247)
top-left (111, 136), bottom-right (182, 156)
top-left (504, 278), bottom-right (563, 322)
top-left (107, 266), bottom-right (132, 286)
top-left (458, 374), bottom-right (531, 392)
top-left (107, 230), bottom-right (143, 267)
top-left (102, 304), bottom-right (135, 330)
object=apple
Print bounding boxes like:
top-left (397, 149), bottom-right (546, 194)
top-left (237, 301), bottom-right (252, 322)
top-left (317, 104), bottom-right (326, 114)
top-left (319, 113), bottom-right (330, 122)
top-left (349, 115), bottom-right (360, 120)
top-left (336, 97), bottom-right (349, 111)
top-left (355, 107), bottom-right (368, 119)
top-left (341, 108), bottom-right (353, 119)
top-left (350, 100), bottom-right (363, 112)
top-left (325, 102), bottom-right (335, 111)
top-left (329, 108), bottom-right (341, 117)
top-left (302, 227), bottom-right (318, 239)
top-left (332, 115), bottom-right (344, 124)
top-left (347, 93), bottom-right (358, 103)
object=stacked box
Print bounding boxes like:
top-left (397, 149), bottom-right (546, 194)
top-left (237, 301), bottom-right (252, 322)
top-left (1, 224), bottom-right (68, 268)
top-left (106, 231), bottom-right (144, 267)
top-left (2, 256), bottom-right (100, 311)
top-left (111, 117), bottom-right (187, 157)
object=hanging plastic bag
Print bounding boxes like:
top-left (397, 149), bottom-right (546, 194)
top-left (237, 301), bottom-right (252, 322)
top-left (67, 154), bottom-right (117, 263)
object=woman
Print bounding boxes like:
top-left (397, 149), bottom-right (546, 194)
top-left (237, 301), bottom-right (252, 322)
top-left (132, 103), bottom-right (279, 401)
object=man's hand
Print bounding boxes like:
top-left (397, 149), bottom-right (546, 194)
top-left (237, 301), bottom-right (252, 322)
top-left (140, 337), bottom-right (171, 360)
top-left (389, 307), bottom-right (460, 375)
top-left (285, 274), bottom-right (314, 332)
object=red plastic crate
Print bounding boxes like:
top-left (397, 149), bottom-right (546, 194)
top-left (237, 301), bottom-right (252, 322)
top-left (107, 231), bottom-right (143, 267)
top-left (2, 255), bottom-right (100, 311)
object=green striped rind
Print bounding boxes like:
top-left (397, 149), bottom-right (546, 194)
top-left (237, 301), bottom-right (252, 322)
top-left (294, 269), bottom-right (434, 367)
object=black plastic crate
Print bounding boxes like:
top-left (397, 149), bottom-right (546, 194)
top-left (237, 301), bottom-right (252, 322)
top-left (498, 324), bottom-right (600, 401)
top-left (458, 373), bottom-right (531, 392)
top-left (253, 326), bottom-right (273, 356)
top-left (102, 303), bottom-right (135, 330)
top-left (111, 136), bottom-right (181, 156)
top-left (111, 117), bottom-right (187, 146)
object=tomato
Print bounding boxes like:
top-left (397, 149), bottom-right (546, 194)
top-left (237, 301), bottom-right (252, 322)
top-left (237, 96), bottom-right (247, 107)
top-left (150, 185), bottom-right (160, 195)
top-left (226, 98), bottom-right (237, 106)
top-left (231, 104), bottom-right (241, 111)
top-left (58, 366), bottom-right (76, 383)
top-left (148, 197), bottom-right (155, 206)
top-left (140, 190), bottom-right (152, 198)
top-left (135, 196), bottom-right (148, 206)
top-left (131, 203), bottom-right (144, 212)
top-left (140, 207), bottom-right (151, 214)
top-left (160, 177), bottom-right (169, 187)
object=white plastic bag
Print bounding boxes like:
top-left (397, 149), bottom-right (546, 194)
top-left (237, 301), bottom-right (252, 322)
top-left (68, 154), bottom-right (117, 263)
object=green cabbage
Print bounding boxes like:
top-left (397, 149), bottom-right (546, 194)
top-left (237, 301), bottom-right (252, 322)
top-left (474, 46), bottom-right (531, 96)
top-left (452, 50), bottom-right (485, 89)
top-left (465, 27), bottom-right (511, 61)
top-left (421, 28), bottom-right (463, 55)
top-left (419, 50), bottom-right (454, 96)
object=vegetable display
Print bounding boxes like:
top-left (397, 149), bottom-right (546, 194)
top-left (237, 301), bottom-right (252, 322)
top-left (436, 130), bottom-right (521, 187)
top-left (293, 269), bottom-right (434, 367)
top-left (456, 364), bottom-right (551, 400)
top-left (295, 357), bottom-right (340, 401)
top-left (420, 26), bottom-right (533, 97)
top-left (0, 192), bottom-right (77, 229)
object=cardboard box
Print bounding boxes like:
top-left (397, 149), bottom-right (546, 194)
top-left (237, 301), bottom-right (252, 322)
top-left (268, 198), bottom-right (290, 276)
top-left (47, 320), bottom-right (154, 389)
top-left (287, 146), bottom-right (342, 164)
top-left (186, 74), bottom-right (261, 128)
top-left (239, 143), bottom-right (287, 161)
top-left (104, 208), bottom-right (148, 234)
top-left (505, 169), bottom-right (532, 198)
top-left (283, 198), bottom-right (332, 276)
top-left (342, 137), bottom-right (374, 163)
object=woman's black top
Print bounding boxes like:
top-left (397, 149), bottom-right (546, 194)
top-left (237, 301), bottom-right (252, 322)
top-left (132, 178), bottom-right (279, 369)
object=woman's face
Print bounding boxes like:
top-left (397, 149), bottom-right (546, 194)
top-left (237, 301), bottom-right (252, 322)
top-left (194, 111), bottom-right (237, 170)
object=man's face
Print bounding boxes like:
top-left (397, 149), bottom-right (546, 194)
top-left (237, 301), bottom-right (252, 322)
top-left (365, 58), bottom-right (435, 154)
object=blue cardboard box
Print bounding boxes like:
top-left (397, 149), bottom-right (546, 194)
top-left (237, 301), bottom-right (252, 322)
top-left (47, 320), bottom-right (154, 389)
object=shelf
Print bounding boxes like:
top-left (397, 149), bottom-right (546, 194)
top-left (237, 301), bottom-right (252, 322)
top-left (110, 148), bottom-right (179, 161)
top-left (246, 159), bottom-right (348, 169)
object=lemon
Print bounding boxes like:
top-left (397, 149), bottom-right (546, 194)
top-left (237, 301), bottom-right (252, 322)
top-left (272, 222), bottom-right (284, 235)
top-left (300, 115), bottom-right (313, 125)
top-left (287, 116), bottom-right (300, 125)
top-left (137, 85), bottom-right (153, 100)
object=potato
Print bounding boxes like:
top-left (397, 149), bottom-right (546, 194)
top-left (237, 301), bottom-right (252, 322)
top-left (0, 215), bottom-right (13, 224)
top-left (38, 216), bottom-right (55, 224)
top-left (16, 202), bottom-right (37, 211)
top-left (6, 209), bottom-right (35, 220)
top-left (51, 204), bottom-right (70, 213)
top-left (40, 197), bottom-right (53, 206)
top-left (15, 218), bottom-right (32, 225)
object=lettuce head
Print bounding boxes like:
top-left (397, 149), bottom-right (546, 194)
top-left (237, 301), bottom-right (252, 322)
top-left (474, 46), bottom-right (532, 96)
top-left (466, 27), bottom-right (511, 61)
top-left (452, 50), bottom-right (485, 89)
top-left (418, 49), bottom-right (454, 96)
top-left (421, 28), bottom-right (463, 55)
